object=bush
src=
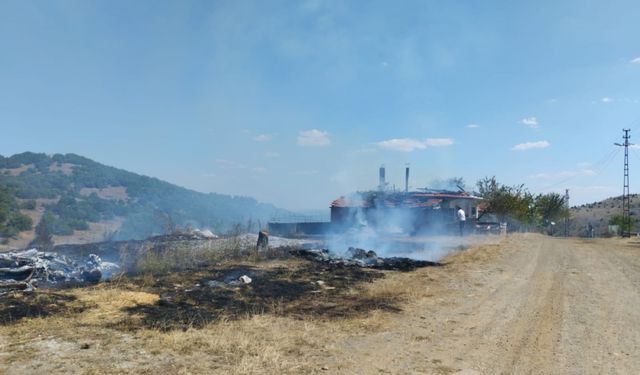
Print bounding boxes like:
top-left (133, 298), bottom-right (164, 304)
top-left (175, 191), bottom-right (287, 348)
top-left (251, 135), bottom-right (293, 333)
top-left (20, 200), bottom-right (36, 210)
top-left (8, 214), bottom-right (32, 231)
top-left (33, 212), bottom-right (54, 247)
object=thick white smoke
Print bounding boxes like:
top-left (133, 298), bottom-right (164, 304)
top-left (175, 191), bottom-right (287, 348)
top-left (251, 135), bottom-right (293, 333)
top-left (324, 193), bottom-right (467, 262)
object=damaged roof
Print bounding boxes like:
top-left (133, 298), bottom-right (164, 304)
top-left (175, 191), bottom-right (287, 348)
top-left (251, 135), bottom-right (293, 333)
top-left (331, 191), bottom-right (482, 208)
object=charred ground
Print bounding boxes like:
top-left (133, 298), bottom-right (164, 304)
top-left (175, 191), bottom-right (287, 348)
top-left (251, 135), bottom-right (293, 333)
top-left (117, 260), bottom-right (396, 331)
top-left (0, 252), bottom-right (433, 331)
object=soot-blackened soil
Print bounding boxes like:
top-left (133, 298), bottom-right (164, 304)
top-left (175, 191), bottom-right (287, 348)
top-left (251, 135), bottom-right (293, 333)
top-left (116, 259), bottom-right (399, 331)
top-left (0, 292), bottom-right (91, 325)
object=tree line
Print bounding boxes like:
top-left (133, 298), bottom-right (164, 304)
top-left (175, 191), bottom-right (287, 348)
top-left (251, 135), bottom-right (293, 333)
top-left (475, 176), bottom-right (569, 233)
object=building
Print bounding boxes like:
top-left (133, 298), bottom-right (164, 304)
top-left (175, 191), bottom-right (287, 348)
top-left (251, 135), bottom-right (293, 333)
top-left (330, 189), bottom-right (482, 234)
top-left (268, 166), bottom-right (483, 236)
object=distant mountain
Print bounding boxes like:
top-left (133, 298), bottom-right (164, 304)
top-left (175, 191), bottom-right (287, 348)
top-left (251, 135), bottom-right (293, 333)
top-left (569, 194), bottom-right (640, 236)
top-left (0, 152), bottom-right (290, 248)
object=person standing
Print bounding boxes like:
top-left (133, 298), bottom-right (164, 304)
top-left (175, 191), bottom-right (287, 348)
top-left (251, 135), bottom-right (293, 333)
top-left (456, 206), bottom-right (466, 236)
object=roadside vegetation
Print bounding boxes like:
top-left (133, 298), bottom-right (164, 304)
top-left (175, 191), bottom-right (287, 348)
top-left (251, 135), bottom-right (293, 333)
top-left (476, 176), bottom-right (570, 233)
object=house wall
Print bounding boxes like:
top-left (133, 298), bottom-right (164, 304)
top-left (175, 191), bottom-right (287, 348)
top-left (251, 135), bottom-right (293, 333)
top-left (330, 198), bottom-right (481, 234)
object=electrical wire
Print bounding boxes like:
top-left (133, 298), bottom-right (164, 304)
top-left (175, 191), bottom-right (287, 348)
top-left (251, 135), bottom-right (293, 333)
top-left (538, 147), bottom-right (621, 191)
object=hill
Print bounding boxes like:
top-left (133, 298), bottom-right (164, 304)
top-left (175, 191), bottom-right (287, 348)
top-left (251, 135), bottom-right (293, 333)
top-left (569, 194), bottom-right (640, 236)
top-left (0, 152), bottom-right (290, 248)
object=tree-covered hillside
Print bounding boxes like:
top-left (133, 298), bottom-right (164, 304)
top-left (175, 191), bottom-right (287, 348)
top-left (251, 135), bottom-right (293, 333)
top-left (0, 185), bottom-right (33, 238)
top-left (0, 152), bottom-right (289, 243)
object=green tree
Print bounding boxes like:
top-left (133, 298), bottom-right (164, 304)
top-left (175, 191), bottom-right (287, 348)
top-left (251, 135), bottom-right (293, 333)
top-left (476, 176), bottom-right (533, 228)
top-left (609, 214), bottom-right (636, 235)
top-left (8, 213), bottom-right (33, 231)
top-left (20, 200), bottom-right (36, 210)
top-left (534, 193), bottom-right (569, 227)
top-left (33, 211), bottom-right (54, 248)
top-left (0, 185), bottom-right (13, 224)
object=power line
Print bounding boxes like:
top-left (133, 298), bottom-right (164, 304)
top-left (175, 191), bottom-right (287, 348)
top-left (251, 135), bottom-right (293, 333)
top-left (590, 148), bottom-right (622, 177)
top-left (539, 148), bottom-right (620, 191)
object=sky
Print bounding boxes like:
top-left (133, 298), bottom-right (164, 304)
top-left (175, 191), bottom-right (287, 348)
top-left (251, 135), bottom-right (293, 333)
top-left (1, 0), bottom-right (640, 210)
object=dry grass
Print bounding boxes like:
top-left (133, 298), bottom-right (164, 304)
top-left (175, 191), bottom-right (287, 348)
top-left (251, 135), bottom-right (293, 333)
top-left (0, 237), bottom-right (509, 374)
top-left (0, 164), bottom-right (33, 176)
top-left (129, 237), bottom-right (266, 275)
top-left (48, 162), bottom-right (76, 176)
top-left (0, 275), bottom-right (400, 374)
top-left (78, 186), bottom-right (128, 201)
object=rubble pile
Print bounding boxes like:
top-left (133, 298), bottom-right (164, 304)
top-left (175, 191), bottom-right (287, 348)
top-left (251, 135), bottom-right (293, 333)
top-left (0, 249), bottom-right (119, 294)
top-left (291, 247), bottom-right (441, 271)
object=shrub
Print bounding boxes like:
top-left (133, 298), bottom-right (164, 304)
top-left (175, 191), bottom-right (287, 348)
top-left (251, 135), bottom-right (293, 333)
top-left (20, 200), bottom-right (36, 210)
top-left (8, 213), bottom-right (32, 231)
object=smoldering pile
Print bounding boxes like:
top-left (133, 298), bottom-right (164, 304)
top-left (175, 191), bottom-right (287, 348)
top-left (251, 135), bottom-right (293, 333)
top-left (0, 249), bottom-right (120, 295)
top-left (291, 247), bottom-right (441, 271)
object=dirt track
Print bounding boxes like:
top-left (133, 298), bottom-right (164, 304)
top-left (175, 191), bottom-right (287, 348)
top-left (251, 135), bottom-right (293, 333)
top-left (329, 234), bottom-right (640, 374)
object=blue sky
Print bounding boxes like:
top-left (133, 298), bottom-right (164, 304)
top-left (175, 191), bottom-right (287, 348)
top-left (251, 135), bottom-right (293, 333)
top-left (1, 0), bottom-right (640, 210)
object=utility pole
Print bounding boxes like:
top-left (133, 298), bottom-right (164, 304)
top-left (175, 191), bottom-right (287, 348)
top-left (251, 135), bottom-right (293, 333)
top-left (615, 129), bottom-right (632, 237)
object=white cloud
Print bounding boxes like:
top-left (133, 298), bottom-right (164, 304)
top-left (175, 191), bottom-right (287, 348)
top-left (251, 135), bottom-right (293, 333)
top-left (520, 117), bottom-right (539, 128)
top-left (601, 97), bottom-right (613, 103)
top-left (377, 137), bottom-right (454, 152)
top-left (253, 134), bottom-right (272, 142)
top-left (425, 138), bottom-right (454, 146)
top-left (265, 151), bottom-right (280, 158)
top-left (253, 167), bottom-right (267, 173)
top-left (467, 124), bottom-right (480, 128)
top-left (629, 144), bottom-right (640, 150)
top-left (297, 129), bottom-right (331, 147)
top-left (377, 138), bottom-right (427, 152)
top-left (511, 141), bottom-right (550, 151)
top-left (630, 57), bottom-right (640, 64)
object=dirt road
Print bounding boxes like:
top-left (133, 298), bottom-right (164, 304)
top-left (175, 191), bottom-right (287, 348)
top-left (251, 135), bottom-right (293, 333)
top-left (328, 234), bottom-right (640, 374)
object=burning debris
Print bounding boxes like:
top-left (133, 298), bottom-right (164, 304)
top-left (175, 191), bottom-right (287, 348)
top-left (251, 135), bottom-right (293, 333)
top-left (291, 247), bottom-right (441, 271)
top-left (0, 249), bottom-right (119, 295)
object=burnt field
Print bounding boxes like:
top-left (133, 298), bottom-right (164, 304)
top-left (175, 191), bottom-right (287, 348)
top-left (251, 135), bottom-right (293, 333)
top-left (0, 234), bottom-right (499, 374)
top-left (0, 234), bottom-right (443, 330)
top-left (1, 258), bottom-right (399, 329)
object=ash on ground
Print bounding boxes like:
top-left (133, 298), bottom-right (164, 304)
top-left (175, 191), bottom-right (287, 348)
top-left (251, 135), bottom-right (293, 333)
top-left (0, 249), bottom-right (119, 295)
top-left (291, 247), bottom-right (442, 271)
